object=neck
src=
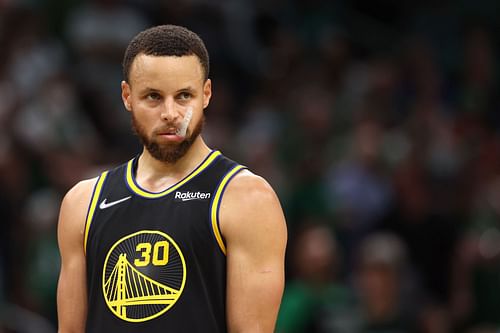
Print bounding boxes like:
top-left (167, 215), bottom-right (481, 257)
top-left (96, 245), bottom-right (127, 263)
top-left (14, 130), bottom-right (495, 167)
top-left (135, 136), bottom-right (211, 192)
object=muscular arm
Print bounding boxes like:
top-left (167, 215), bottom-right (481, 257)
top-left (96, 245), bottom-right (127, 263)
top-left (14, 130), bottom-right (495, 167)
top-left (220, 171), bottom-right (287, 333)
top-left (57, 178), bottom-right (97, 333)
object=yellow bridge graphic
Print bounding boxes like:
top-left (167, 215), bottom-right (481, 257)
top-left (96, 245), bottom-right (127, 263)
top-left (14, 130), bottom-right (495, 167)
top-left (104, 253), bottom-right (179, 320)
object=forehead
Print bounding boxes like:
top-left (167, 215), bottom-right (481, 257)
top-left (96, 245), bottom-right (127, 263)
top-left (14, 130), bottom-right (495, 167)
top-left (128, 53), bottom-right (204, 88)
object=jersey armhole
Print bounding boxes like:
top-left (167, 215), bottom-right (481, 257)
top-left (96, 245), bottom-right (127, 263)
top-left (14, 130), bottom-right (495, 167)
top-left (209, 165), bottom-right (247, 255)
top-left (83, 171), bottom-right (109, 255)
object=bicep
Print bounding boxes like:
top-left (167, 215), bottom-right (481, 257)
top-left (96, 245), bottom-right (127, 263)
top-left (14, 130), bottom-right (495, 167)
top-left (57, 180), bottom-right (95, 332)
top-left (221, 174), bottom-right (287, 332)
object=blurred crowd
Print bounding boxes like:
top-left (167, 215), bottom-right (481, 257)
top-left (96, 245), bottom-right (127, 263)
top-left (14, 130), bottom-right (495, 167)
top-left (0, 0), bottom-right (499, 332)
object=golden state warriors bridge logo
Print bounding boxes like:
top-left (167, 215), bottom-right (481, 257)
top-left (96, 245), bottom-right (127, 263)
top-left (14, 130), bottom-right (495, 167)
top-left (102, 230), bottom-right (186, 322)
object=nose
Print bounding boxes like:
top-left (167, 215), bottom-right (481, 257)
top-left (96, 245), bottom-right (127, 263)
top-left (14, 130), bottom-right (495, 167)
top-left (160, 99), bottom-right (179, 122)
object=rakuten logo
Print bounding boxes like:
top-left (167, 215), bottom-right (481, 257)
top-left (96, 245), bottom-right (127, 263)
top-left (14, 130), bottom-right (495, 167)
top-left (174, 191), bottom-right (211, 201)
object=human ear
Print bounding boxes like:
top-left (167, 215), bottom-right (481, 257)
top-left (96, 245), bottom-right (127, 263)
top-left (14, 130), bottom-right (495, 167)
top-left (202, 79), bottom-right (212, 109)
top-left (121, 81), bottom-right (132, 111)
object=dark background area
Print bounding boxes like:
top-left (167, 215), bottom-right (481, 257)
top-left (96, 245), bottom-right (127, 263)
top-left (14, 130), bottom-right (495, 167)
top-left (0, 0), bottom-right (499, 332)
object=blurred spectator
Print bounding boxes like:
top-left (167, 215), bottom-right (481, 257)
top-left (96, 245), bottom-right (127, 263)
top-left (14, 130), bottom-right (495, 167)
top-left (451, 169), bottom-right (500, 330)
top-left (5, 8), bottom-right (66, 100)
top-left (280, 77), bottom-right (337, 228)
top-left (353, 232), bottom-right (420, 333)
top-left (276, 222), bottom-right (356, 333)
top-left (325, 119), bottom-right (393, 268)
top-left (12, 74), bottom-right (100, 156)
top-left (419, 302), bottom-right (452, 333)
top-left (234, 93), bottom-right (287, 193)
top-left (22, 188), bottom-right (61, 323)
top-left (65, 0), bottom-right (150, 147)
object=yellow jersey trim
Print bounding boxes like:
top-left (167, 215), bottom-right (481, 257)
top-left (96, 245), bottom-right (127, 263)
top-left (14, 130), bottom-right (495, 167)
top-left (125, 151), bottom-right (222, 199)
top-left (84, 171), bottom-right (109, 254)
top-left (210, 165), bottom-right (246, 255)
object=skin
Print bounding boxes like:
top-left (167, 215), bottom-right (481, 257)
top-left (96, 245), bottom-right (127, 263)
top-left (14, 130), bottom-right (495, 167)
top-left (57, 53), bottom-right (287, 332)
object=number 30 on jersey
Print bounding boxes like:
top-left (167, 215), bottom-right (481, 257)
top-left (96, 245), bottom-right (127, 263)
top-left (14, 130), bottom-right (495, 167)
top-left (134, 241), bottom-right (170, 267)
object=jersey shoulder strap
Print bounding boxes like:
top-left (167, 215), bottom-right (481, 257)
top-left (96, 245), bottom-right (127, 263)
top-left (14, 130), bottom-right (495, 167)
top-left (209, 157), bottom-right (247, 254)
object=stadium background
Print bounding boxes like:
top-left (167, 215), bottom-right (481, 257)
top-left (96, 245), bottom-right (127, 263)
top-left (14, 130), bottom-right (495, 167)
top-left (0, 0), bottom-right (499, 332)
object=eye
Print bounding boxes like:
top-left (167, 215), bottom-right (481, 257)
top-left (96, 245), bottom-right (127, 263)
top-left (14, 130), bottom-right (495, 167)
top-left (147, 92), bottom-right (161, 101)
top-left (178, 92), bottom-right (192, 100)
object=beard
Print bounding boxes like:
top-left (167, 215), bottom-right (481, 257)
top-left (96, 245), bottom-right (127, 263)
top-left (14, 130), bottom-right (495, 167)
top-left (132, 113), bottom-right (204, 163)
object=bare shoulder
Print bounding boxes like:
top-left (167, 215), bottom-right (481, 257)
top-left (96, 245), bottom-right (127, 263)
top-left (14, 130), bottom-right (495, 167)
top-left (222, 170), bottom-right (282, 218)
top-left (58, 177), bottom-right (99, 248)
top-left (219, 169), bottom-right (287, 247)
top-left (226, 169), bottom-right (278, 200)
top-left (64, 177), bottom-right (98, 203)
top-left (62, 177), bottom-right (99, 220)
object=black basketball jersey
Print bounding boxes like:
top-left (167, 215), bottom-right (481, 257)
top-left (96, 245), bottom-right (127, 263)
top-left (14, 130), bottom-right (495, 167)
top-left (84, 150), bottom-right (246, 332)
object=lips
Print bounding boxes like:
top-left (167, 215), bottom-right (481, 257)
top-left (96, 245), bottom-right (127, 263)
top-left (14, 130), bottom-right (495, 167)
top-left (155, 127), bottom-right (183, 142)
top-left (158, 128), bottom-right (177, 135)
top-left (155, 125), bottom-right (177, 134)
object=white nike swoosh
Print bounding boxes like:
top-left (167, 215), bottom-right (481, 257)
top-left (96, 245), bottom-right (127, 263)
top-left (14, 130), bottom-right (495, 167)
top-left (99, 196), bottom-right (132, 209)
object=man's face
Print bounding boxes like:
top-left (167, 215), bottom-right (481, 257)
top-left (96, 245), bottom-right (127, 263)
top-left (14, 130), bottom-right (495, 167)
top-left (121, 54), bottom-right (212, 163)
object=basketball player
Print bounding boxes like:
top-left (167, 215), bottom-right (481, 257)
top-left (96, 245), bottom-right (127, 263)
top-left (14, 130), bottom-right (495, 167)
top-left (57, 25), bottom-right (287, 332)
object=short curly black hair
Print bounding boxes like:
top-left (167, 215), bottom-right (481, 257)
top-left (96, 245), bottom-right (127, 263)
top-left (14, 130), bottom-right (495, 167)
top-left (123, 25), bottom-right (209, 83)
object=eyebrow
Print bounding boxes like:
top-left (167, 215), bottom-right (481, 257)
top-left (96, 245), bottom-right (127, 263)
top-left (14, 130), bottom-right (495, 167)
top-left (176, 86), bottom-right (196, 92)
top-left (140, 86), bottom-right (196, 94)
top-left (140, 87), bottom-right (161, 93)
